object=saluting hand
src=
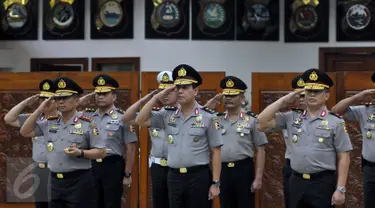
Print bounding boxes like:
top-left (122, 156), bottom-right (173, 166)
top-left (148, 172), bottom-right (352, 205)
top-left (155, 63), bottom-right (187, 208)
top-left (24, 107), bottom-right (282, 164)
top-left (204, 93), bottom-right (222, 109)
top-left (154, 86), bottom-right (177, 103)
top-left (331, 190), bottom-right (345, 205)
top-left (208, 185), bottom-right (220, 200)
top-left (140, 89), bottom-right (158, 104)
top-left (25, 94), bottom-right (40, 106)
top-left (36, 96), bottom-right (54, 113)
top-left (281, 89), bottom-right (304, 107)
top-left (79, 92), bottom-right (95, 106)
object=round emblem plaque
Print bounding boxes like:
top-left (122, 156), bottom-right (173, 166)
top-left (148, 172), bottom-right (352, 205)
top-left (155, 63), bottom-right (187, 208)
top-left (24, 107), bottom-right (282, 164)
top-left (155, 1), bottom-right (180, 28)
top-left (294, 5), bottom-right (318, 31)
top-left (100, 1), bottom-right (123, 28)
top-left (203, 2), bottom-right (226, 29)
top-left (52, 2), bottom-right (75, 29)
top-left (6, 3), bottom-right (28, 29)
top-left (346, 4), bottom-right (371, 30)
top-left (246, 4), bottom-right (270, 30)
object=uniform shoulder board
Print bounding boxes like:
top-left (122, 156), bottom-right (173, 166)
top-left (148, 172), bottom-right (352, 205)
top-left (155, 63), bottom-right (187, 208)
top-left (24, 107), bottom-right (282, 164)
top-left (201, 107), bottom-right (215, 114)
top-left (246, 111), bottom-right (257, 118)
top-left (216, 112), bottom-right (225, 116)
top-left (329, 112), bottom-right (343, 119)
top-left (79, 115), bottom-right (93, 122)
top-left (47, 115), bottom-right (59, 120)
top-left (116, 108), bottom-right (124, 114)
top-left (164, 106), bottom-right (177, 111)
top-left (152, 106), bottom-right (161, 111)
top-left (85, 108), bottom-right (95, 112)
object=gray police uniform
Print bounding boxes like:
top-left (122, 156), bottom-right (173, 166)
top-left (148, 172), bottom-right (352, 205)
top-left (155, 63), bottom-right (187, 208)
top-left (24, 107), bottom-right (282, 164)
top-left (35, 111), bottom-right (105, 208)
top-left (85, 106), bottom-right (137, 208)
top-left (274, 107), bottom-right (352, 208)
top-left (149, 102), bottom-right (223, 208)
top-left (218, 111), bottom-right (267, 208)
top-left (346, 105), bottom-right (375, 208)
top-left (19, 114), bottom-right (50, 207)
top-left (148, 106), bottom-right (172, 208)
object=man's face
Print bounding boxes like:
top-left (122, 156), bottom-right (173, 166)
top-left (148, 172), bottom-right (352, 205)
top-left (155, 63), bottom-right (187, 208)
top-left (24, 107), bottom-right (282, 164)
top-left (55, 96), bottom-right (79, 113)
top-left (159, 88), bottom-right (177, 106)
top-left (223, 94), bottom-right (243, 109)
top-left (176, 85), bottom-right (197, 105)
top-left (95, 91), bottom-right (117, 108)
top-left (304, 89), bottom-right (329, 108)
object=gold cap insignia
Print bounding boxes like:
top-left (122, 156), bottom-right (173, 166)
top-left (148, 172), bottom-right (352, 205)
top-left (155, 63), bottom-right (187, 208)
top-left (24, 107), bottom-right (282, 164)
top-left (297, 78), bottom-right (305, 87)
top-left (309, 71), bottom-right (318, 81)
top-left (43, 82), bottom-right (50, 90)
top-left (98, 77), bottom-right (105, 85)
top-left (162, 73), bottom-right (169, 82)
top-left (58, 79), bottom-right (66, 89)
top-left (178, 68), bottom-right (187, 77)
top-left (226, 79), bottom-right (234, 88)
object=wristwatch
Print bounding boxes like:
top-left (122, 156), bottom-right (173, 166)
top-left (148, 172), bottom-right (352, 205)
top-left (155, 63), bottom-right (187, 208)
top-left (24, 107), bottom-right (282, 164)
top-left (124, 172), bottom-right (132, 178)
top-left (336, 186), bottom-right (346, 193)
top-left (77, 149), bottom-right (84, 158)
top-left (212, 180), bottom-right (220, 187)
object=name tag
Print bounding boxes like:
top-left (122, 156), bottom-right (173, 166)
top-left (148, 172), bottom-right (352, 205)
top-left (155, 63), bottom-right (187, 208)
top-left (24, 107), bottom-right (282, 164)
top-left (70, 129), bottom-right (84, 135)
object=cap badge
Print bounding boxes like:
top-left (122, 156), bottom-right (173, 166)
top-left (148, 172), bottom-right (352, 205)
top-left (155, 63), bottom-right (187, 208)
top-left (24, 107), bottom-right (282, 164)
top-left (309, 71), bottom-right (318, 81)
top-left (178, 67), bottom-right (187, 77)
top-left (43, 82), bottom-right (50, 90)
top-left (297, 78), bottom-right (305, 87)
top-left (58, 79), bottom-right (66, 89)
top-left (162, 73), bottom-right (169, 82)
top-left (98, 77), bottom-right (105, 85)
top-left (226, 79), bottom-right (234, 88)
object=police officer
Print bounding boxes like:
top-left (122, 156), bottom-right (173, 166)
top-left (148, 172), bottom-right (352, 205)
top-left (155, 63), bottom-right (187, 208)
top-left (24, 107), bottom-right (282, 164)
top-left (124, 71), bottom-right (177, 208)
top-left (84, 74), bottom-right (137, 208)
top-left (331, 72), bottom-right (375, 208)
top-left (257, 69), bottom-right (352, 208)
top-left (216, 76), bottom-right (267, 208)
top-left (282, 74), bottom-right (306, 208)
top-left (136, 64), bottom-right (223, 208)
top-left (4, 79), bottom-right (57, 208)
top-left (20, 77), bottom-right (107, 208)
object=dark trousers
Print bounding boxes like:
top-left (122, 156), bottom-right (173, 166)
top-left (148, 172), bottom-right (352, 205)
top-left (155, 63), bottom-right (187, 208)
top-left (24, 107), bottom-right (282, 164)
top-left (289, 170), bottom-right (336, 208)
top-left (151, 163), bottom-right (169, 208)
top-left (282, 159), bottom-right (292, 208)
top-left (167, 165), bottom-right (212, 208)
top-left (363, 159), bottom-right (375, 208)
top-left (219, 157), bottom-right (255, 208)
top-left (32, 163), bottom-right (50, 208)
top-left (49, 169), bottom-right (94, 208)
top-left (92, 155), bottom-right (125, 208)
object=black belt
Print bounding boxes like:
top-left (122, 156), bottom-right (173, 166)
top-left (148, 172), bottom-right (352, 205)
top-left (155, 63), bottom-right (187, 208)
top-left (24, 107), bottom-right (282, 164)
top-left (51, 169), bottom-right (90, 179)
top-left (222, 157), bottom-right (253, 168)
top-left (363, 158), bottom-right (375, 167)
top-left (285, 159), bottom-right (291, 166)
top-left (169, 165), bottom-right (209, 174)
top-left (92, 155), bottom-right (124, 163)
top-left (292, 170), bottom-right (335, 180)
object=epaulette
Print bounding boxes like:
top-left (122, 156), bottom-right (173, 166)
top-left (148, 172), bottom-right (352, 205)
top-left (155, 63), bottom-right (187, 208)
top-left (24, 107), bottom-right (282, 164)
top-left (116, 108), bottom-right (124, 114)
top-left (85, 108), bottom-right (95, 112)
top-left (47, 115), bottom-right (59, 120)
top-left (246, 111), bottom-right (257, 118)
top-left (201, 107), bottom-right (215, 114)
top-left (79, 115), bottom-right (93, 122)
top-left (152, 106), bottom-right (161, 111)
top-left (216, 112), bottom-right (225, 116)
top-left (329, 112), bottom-right (343, 119)
top-left (164, 106), bottom-right (177, 111)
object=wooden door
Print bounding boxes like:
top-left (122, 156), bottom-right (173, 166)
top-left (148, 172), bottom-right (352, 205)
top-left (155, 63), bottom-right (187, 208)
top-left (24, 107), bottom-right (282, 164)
top-left (139, 72), bottom-right (225, 208)
top-left (58, 72), bottom-right (140, 208)
top-left (0, 72), bottom-right (60, 208)
top-left (251, 72), bottom-right (337, 208)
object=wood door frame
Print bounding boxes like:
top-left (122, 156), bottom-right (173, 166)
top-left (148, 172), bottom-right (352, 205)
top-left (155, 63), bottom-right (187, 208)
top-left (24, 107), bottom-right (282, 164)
top-left (91, 57), bottom-right (140, 72)
top-left (319, 47), bottom-right (375, 101)
top-left (30, 58), bottom-right (89, 72)
top-left (319, 47), bottom-right (375, 72)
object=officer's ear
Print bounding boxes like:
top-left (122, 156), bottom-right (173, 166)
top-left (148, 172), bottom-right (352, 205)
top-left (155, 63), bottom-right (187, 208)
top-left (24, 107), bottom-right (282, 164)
top-left (111, 90), bottom-right (117, 102)
top-left (194, 87), bottom-right (199, 97)
top-left (324, 89), bottom-right (330, 101)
